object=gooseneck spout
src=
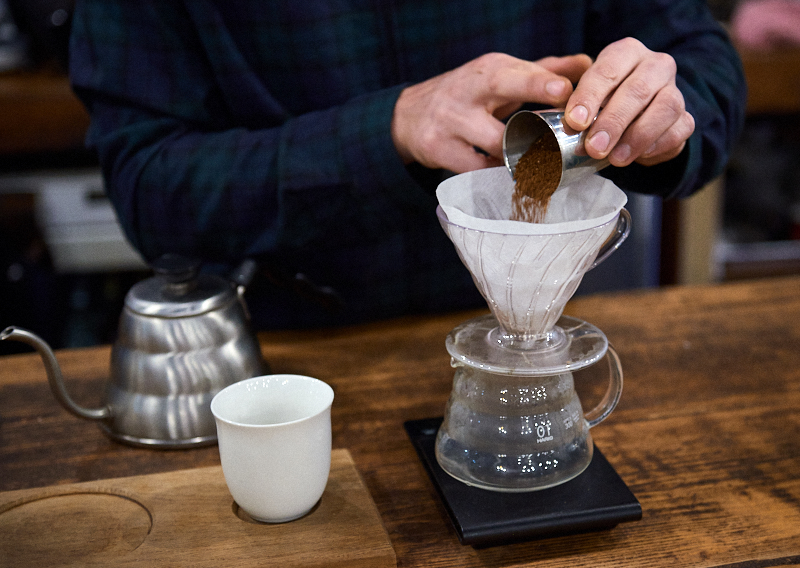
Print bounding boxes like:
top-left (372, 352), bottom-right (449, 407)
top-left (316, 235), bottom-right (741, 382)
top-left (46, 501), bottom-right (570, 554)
top-left (0, 326), bottom-right (111, 421)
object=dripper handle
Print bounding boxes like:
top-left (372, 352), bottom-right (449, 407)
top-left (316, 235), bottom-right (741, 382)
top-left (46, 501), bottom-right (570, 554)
top-left (585, 343), bottom-right (623, 428)
top-left (590, 208), bottom-right (631, 270)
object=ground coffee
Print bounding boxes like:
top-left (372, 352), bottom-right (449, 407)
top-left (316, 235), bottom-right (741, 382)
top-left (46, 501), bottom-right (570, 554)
top-left (511, 133), bottom-right (562, 223)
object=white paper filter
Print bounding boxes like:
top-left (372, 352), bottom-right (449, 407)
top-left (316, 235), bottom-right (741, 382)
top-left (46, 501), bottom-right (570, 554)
top-left (436, 167), bottom-right (627, 337)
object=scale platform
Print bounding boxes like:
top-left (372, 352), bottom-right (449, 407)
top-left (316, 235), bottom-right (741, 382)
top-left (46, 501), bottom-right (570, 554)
top-left (405, 417), bottom-right (642, 547)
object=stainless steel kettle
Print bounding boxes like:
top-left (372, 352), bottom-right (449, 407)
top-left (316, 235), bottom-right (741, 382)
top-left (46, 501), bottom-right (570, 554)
top-left (1, 255), bottom-right (268, 448)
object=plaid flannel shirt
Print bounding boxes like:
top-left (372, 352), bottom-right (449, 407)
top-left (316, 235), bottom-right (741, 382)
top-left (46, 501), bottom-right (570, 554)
top-left (69, 0), bottom-right (746, 328)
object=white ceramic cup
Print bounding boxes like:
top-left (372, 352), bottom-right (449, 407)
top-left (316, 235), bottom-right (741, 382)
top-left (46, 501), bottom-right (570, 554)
top-left (210, 374), bottom-right (334, 523)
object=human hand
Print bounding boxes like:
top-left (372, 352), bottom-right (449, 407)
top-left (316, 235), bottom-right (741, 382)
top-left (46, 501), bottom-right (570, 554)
top-left (391, 52), bottom-right (592, 173)
top-left (564, 38), bottom-right (695, 168)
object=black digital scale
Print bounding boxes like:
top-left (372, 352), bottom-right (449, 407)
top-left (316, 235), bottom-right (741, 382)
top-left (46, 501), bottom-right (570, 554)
top-left (405, 417), bottom-right (642, 547)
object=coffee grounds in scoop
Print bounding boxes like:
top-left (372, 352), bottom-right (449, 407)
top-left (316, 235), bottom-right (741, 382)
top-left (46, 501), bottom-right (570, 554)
top-left (511, 134), bottom-right (562, 223)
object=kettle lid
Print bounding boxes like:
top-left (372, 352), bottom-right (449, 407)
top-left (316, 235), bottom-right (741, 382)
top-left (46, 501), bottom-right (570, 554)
top-left (125, 254), bottom-right (235, 317)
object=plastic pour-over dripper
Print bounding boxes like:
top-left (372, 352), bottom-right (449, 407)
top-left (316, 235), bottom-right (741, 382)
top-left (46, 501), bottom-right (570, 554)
top-left (436, 167), bottom-right (629, 356)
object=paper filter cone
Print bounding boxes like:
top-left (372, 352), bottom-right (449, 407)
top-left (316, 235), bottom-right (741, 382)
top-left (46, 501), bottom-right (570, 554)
top-left (436, 167), bottom-right (627, 339)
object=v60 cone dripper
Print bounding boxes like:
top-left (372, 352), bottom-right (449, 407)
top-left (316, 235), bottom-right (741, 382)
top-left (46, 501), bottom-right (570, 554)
top-left (436, 167), bottom-right (629, 344)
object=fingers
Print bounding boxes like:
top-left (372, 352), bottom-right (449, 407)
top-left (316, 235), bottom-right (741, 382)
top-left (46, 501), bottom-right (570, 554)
top-left (462, 111), bottom-right (506, 161)
top-left (396, 40), bottom-right (692, 173)
top-left (450, 143), bottom-right (505, 172)
top-left (636, 110), bottom-right (695, 166)
top-left (392, 43), bottom-right (691, 174)
top-left (473, 53), bottom-right (577, 111)
top-left (604, 86), bottom-right (686, 165)
top-left (536, 54), bottom-right (593, 85)
top-left (564, 37), bottom-right (692, 166)
top-left (565, 38), bottom-right (655, 133)
top-left (421, 109), bottom-right (508, 171)
top-left (392, 52), bottom-right (594, 173)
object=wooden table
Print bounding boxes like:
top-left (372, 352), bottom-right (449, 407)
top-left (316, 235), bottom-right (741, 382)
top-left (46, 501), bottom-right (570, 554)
top-left (1, 276), bottom-right (799, 566)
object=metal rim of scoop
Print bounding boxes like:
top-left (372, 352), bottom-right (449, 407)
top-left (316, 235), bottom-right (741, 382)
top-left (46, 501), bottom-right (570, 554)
top-left (503, 109), bottom-right (610, 187)
top-left (502, 110), bottom-right (560, 178)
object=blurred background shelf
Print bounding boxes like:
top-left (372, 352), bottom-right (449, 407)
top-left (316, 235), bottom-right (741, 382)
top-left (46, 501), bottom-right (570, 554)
top-left (715, 238), bottom-right (800, 280)
top-left (664, 39), bottom-right (800, 285)
top-left (711, 43), bottom-right (800, 282)
top-left (0, 1), bottom-right (151, 354)
top-left (0, 68), bottom-right (89, 154)
top-left (739, 45), bottom-right (800, 115)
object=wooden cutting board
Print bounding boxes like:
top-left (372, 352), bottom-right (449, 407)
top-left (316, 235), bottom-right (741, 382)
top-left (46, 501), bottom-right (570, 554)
top-left (0, 449), bottom-right (396, 568)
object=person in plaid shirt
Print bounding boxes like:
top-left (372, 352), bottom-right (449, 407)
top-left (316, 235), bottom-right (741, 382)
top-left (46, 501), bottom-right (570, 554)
top-left (69, 0), bottom-right (746, 329)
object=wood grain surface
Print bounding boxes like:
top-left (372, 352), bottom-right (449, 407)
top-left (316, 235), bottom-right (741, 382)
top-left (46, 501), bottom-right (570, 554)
top-left (1, 276), bottom-right (799, 567)
top-left (0, 450), bottom-right (395, 568)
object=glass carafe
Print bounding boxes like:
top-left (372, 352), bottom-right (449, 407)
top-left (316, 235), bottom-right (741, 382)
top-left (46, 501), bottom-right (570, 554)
top-left (435, 314), bottom-right (622, 492)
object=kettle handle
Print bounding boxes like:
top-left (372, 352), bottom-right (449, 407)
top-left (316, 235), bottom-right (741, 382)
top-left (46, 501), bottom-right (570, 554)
top-left (0, 327), bottom-right (111, 421)
top-left (584, 343), bottom-right (623, 428)
top-left (230, 259), bottom-right (258, 321)
top-left (230, 258), bottom-right (258, 289)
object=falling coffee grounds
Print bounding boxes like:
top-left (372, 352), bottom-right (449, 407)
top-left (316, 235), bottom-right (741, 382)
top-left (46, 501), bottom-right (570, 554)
top-left (511, 133), bottom-right (562, 223)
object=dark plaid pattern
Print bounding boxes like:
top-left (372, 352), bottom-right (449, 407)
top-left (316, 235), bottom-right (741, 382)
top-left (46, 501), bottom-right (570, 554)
top-left (69, 0), bottom-right (745, 328)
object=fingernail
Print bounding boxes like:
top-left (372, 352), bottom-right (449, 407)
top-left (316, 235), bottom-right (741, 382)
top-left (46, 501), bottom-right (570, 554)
top-left (546, 80), bottom-right (566, 97)
top-left (612, 143), bottom-right (631, 163)
top-left (570, 105), bottom-right (589, 125)
top-left (645, 143), bottom-right (657, 156)
top-left (588, 131), bottom-right (610, 154)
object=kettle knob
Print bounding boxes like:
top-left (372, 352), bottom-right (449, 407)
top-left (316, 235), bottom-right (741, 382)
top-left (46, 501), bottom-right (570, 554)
top-left (150, 254), bottom-right (203, 296)
top-left (151, 253), bottom-right (201, 284)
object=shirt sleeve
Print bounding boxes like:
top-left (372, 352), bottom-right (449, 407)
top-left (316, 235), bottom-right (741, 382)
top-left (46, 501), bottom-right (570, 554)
top-left (69, 0), bottom-right (747, 267)
top-left (586, 0), bottom-right (747, 199)
top-left (68, 1), bottom-right (429, 264)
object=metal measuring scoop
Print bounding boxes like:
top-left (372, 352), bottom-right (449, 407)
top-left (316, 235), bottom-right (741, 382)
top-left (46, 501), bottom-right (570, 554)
top-left (502, 109), bottom-right (610, 189)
